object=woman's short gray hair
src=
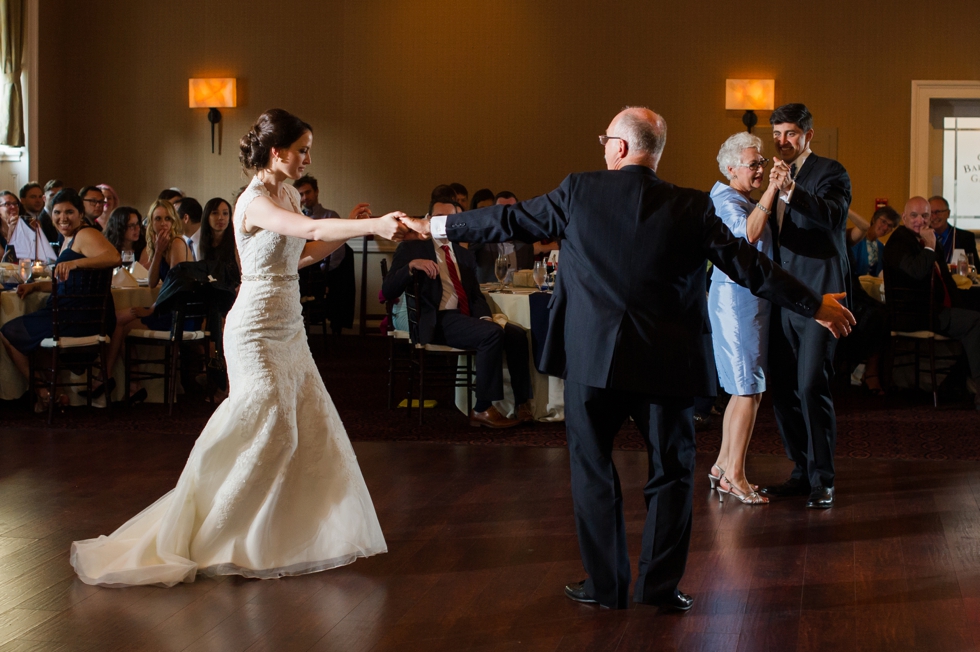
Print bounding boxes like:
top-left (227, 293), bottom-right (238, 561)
top-left (717, 132), bottom-right (764, 180)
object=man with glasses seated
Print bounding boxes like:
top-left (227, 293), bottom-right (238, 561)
top-left (79, 186), bottom-right (106, 232)
top-left (929, 195), bottom-right (978, 267)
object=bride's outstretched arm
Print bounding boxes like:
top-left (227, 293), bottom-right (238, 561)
top-left (244, 195), bottom-right (412, 243)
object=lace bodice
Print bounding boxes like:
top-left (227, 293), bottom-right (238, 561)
top-left (233, 177), bottom-right (307, 278)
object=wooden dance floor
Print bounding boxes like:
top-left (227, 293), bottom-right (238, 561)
top-left (3, 425), bottom-right (980, 651)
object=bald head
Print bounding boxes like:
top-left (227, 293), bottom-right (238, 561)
top-left (902, 196), bottom-right (931, 234)
top-left (603, 107), bottom-right (667, 171)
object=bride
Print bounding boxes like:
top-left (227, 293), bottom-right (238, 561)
top-left (71, 109), bottom-right (416, 587)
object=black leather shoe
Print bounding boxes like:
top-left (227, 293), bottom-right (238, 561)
top-left (640, 590), bottom-right (694, 611)
top-left (806, 486), bottom-right (835, 509)
top-left (760, 477), bottom-right (811, 498)
top-left (79, 377), bottom-right (115, 399)
top-left (564, 580), bottom-right (598, 605)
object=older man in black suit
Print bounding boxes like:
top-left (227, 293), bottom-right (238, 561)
top-left (760, 104), bottom-right (852, 510)
top-left (402, 107), bottom-right (855, 610)
top-left (884, 196), bottom-right (980, 411)
top-left (928, 195), bottom-right (979, 267)
top-left (383, 199), bottom-right (532, 428)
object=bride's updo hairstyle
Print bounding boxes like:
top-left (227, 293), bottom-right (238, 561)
top-left (239, 109), bottom-right (313, 170)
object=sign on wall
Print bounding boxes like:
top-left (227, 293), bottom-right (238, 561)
top-left (943, 117), bottom-right (980, 230)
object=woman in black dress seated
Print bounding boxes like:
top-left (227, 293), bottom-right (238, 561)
top-left (198, 197), bottom-right (238, 274)
top-left (103, 206), bottom-right (145, 261)
top-left (0, 190), bottom-right (121, 411)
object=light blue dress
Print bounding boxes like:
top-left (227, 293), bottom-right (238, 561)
top-left (707, 182), bottom-right (773, 395)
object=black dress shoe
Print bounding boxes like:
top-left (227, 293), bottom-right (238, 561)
top-left (79, 377), bottom-right (115, 399)
top-left (760, 477), bottom-right (811, 498)
top-left (127, 387), bottom-right (148, 406)
top-left (564, 580), bottom-right (598, 605)
top-left (639, 590), bottom-right (694, 611)
top-left (806, 486), bottom-right (835, 509)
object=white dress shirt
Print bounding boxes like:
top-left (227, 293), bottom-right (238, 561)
top-left (433, 237), bottom-right (462, 311)
top-left (776, 148), bottom-right (811, 231)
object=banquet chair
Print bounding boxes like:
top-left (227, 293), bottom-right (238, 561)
top-left (404, 272), bottom-right (476, 425)
top-left (380, 259), bottom-right (413, 409)
top-left (299, 262), bottom-right (330, 354)
top-left (29, 268), bottom-right (114, 424)
top-left (885, 275), bottom-right (961, 407)
top-left (124, 286), bottom-right (211, 416)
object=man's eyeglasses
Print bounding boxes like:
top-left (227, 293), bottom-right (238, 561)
top-left (598, 135), bottom-right (625, 146)
top-left (83, 198), bottom-right (106, 206)
top-left (734, 158), bottom-right (770, 171)
top-left (933, 208), bottom-right (950, 215)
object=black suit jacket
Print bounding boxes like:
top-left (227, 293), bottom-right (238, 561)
top-left (382, 239), bottom-right (492, 345)
top-left (470, 242), bottom-right (535, 284)
top-left (768, 153), bottom-right (852, 305)
top-left (883, 224), bottom-right (959, 322)
top-left (940, 227), bottom-right (979, 266)
top-left (442, 165), bottom-right (822, 397)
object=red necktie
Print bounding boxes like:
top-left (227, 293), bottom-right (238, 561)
top-left (441, 244), bottom-right (470, 316)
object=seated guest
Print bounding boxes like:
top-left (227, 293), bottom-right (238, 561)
top-left (0, 189), bottom-right (120, 411)
top-left (177, 197), bottom-right (203, 260)
top-left (98, 200), bottom-right (192, 403)
top-left (851, 206), bottom-right (899, 276)
top-left (469, 191), bottom-right (535, 283)
top-left (883, 196), bottom-right (980, 410)
top-left (19, 182), bottom-right (45, 220)
top-left (96, 184), bottom-right (119, 230)
top-left (78, 186), bottom-right (106, 231)
top-left (450, 182), bottom-right (468, 209)
top-left (103, 206), bottom-right (145, 261)
top-left (470, 188), bottom-right (495, 210)
top-left (929, 195), bottom-right (979, 266)
top-left (37, 179), bottom-right (63, 247)
top-left (382, 198), bottom-right (533, 427)
top-left (430, 184), bottom-right (455, 203)
top-left (1, 191), bottom-right (58, 262)
top-left (158, 188), bottom-right (183, 207)
top-left (199, 197), bottom-right (238, 273)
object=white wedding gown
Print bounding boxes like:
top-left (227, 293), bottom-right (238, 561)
top-left (70, 178), bottom-right (387, 587)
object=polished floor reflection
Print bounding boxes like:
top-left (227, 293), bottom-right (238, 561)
top-left (2, 425), bottom-right (980, 651)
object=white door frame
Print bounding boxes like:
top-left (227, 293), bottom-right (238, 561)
top-left (910, 80), bottom-right (980, 199)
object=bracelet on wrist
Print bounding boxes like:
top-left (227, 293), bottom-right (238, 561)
top-left (755, 203), bottom-right (772, 217)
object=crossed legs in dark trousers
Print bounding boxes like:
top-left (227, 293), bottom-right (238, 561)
top-left (564, 381), bottom-right (695, 609)
top-left (434, 310), bottom-right (531, 404)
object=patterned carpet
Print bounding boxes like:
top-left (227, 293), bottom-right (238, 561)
top-left (4, 335), bottom-right (979, 462)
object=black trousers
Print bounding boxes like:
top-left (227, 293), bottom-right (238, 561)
top-left (769, 306), bottom-right (839, 490)
top-left (565, 380), bottom-right (695, 609)
top-left (937, 307), bottom-right (980, 382)
top-left (434, 310), bottom-right (531, 404)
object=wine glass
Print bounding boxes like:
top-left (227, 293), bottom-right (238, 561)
top-left (494, 253), bottom-right (509, 291)
top-left (121, 250), bottom-right (135, 271)
top-left (18, 259), bottom-right (32, 284)
top-left (533, 260), bottom-right (547, 290)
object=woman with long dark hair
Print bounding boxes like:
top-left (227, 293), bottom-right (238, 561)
top-left (198, 197), bottom-right (237, 271)
top-left (72, 108), bottom-right (419, 587)
top-left (102, 206), bottom-right (144, 260)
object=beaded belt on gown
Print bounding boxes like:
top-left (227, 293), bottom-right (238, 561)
top-left (241, 273), bottom-right (299, 282)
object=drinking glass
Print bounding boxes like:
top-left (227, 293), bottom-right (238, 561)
top-left (958, 254), bottom-right (969, 277)
top-left (18, 259), bottom-right (32, 284)
top-left (121, 250), bottom-right (135, 271)
top-left (494, 253), bottom-right (509, 290)
top-left (533, 261), bottom-right (547, 290)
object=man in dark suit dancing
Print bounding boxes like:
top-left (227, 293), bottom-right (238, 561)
top-left (760, 104), bottom-right (852, 510)
top-left (383, 198), bottom-right (533, 428)
top-left (402, 107), bottom-right (855, 610)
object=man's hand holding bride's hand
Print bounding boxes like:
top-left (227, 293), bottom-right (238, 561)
top-left (398, 216), bottom-right (431, 240)
top-left (373, 212), bottom-right (411, 241)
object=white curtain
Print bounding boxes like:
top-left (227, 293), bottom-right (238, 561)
top-left (0, 0), bottom-right (24, 147)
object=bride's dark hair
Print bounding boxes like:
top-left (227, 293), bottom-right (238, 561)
top-left (239, 109), bottom-right (313, 170)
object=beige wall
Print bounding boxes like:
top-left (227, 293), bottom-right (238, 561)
top-left (38, 0), bottom-right (980, 220)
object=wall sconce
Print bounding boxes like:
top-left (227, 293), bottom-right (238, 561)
top-left (725, 79), bottom-right (774, 133)
top-left (188, 78), bottom-right (237, 153)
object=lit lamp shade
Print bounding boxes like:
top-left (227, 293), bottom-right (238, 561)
top-left (725, 79), bottom-right (774, 111)
top-left (188, 78), bottom-right (237, 108)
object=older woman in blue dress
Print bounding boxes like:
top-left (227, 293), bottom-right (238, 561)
top-left (707, 132), bottom-right (779, 505)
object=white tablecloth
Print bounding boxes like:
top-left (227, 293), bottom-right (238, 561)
top-left (0, 286), bottom-right (163, 404)
top-left (455, 289), bottom-right (564, 422)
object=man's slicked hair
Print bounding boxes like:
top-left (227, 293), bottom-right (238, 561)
top-left (770, 103), bottom-right (813, 132)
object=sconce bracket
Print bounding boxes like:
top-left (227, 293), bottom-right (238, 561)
top-left (742, 110), bottom-right (758, 133)
top-left (207, 108), bottom-right (222, 153)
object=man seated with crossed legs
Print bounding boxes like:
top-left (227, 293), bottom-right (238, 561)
top-left (382, 198), bottom-right (533, 427)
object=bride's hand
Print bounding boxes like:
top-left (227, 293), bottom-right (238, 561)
top-left (374, 212), bottom-right (410, 241)
top-left (348, 203), bottom-right (372, 220)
